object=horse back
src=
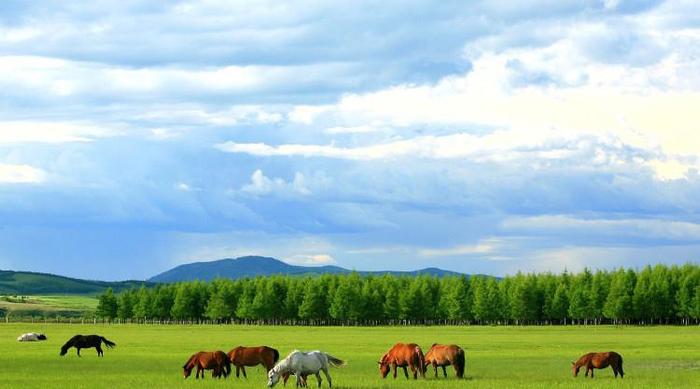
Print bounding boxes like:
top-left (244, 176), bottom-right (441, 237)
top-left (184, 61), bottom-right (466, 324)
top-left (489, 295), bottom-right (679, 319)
top-left (594, 351), bottom-right (622, 367)
top-left (426, 344), bottom-right (462, 364)
top-left (387, 343), bottom-right (422, 366)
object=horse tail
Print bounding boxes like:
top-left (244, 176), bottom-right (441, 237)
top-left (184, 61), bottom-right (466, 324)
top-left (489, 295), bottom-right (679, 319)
top-left (415, 346), bottom-right (426, 377)
top-left (100, 337), bottom-right (116, 348)
top-left (618, 355), bottom-right (624, 377)
top-left (454, 348), bottom-right (465, 378)
top-left (224, 355), bottom-right (232, 377)
top-left (325, 353), bottom-right (346, 367)
top-left (273, 348), bottom-right (280, 364)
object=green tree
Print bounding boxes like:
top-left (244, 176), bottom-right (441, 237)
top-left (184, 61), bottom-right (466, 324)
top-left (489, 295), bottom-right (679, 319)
top-left (116, 290), bottom-right (135, 320)
top-left (171, 283), bottom-right (198, 320)
top-left (603, 268), bottom-right (635, 323)
top-left (132, 285), bottom-right (152, 319)
top-left (299, 278), bottom-right (326, 320)
top-left (96, 288), bottom-right (118, 319)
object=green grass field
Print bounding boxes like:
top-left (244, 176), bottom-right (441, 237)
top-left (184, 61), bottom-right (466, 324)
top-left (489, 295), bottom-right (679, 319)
top-left (0, 295), bottom-right (97, 318)
top-left (1, 324), bottom-right (698, 388)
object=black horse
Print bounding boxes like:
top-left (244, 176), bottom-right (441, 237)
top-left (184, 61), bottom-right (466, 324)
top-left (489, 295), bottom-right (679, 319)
top-left (60, 335), bottom-right (116, 357)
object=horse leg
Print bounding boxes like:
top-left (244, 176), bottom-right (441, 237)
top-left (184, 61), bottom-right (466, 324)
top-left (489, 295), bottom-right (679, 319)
top-left (322, 367), bottom-right (332, 388)
top-left (442, 365), bottom-right (447, 378)
top-left (235, 366), bottom-right (240, 378)
top-left (433, 362), bottom-right (438, 378)
top-left (242, 366), bottom-right (247, 378)
top-left (76, 348), bottom-right (81, 357)
top-left (96, 345), bottom-right (103, 356)
top-left (315, 372), bottom-right (322, 388)
top-left (392, 363), bottom-right (397, 379)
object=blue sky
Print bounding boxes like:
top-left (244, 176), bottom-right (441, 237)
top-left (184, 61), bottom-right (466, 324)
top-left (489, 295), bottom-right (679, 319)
top-left (1, 0), bottom-right (700, 280)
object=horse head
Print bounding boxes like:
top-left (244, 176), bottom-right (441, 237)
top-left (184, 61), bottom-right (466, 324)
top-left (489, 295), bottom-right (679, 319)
top-left (378, 354), bottom-right (391, 378)
top-left (267, 366), bottom-right (281, 387)
top-left (59, 344), bottom-right (69, 356)
top-left (571, 361), bottom-right (581, 377)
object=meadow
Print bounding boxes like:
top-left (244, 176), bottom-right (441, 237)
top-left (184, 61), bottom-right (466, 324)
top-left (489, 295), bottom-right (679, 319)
top-left (0, 295), bottom-right (97, 319)
top-left (1, 324), bottom-right (698, 388)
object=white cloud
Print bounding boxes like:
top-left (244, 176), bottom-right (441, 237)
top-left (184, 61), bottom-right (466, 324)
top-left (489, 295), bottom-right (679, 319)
top-left (241, 169), bottom-right (310, 196)
top-left (0, 164), bottom-right (46, 184)
top-left (287, 253), bottom-right (336, 266)
top-left (0, 121), bottom-right (116, 143)
top-left (418, 239), bottom-right (498, 257)
top-left (503, 215), bottom-right (700, 242)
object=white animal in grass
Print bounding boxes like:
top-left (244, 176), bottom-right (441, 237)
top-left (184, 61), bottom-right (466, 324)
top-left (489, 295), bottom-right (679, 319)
top-left (17, 332), bottom-right (47, 341)
top-left (268, 350), bottom-right (345, 388)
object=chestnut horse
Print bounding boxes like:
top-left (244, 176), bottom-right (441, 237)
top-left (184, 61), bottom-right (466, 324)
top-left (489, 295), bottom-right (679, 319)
top-left (228, 346), bottom-right (279, 378)
top-left (378, 343), bottom-right (426, 380)
top-left (183, 351), bottom-right (231, 379)
top-left (572, 351), bottom-right (624, 378)
top-left (424, 344), bottom-right (465, 378)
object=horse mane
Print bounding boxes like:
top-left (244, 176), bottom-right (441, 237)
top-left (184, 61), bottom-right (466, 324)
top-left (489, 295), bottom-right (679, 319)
top-left (183, 353), bottom-right (198, 369)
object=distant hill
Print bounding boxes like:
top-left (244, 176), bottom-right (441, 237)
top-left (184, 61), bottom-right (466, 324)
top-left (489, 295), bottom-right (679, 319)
top-left (148, 255), bottom-right (464, 282)
top-left (0, 270), bottom-right (152, 295)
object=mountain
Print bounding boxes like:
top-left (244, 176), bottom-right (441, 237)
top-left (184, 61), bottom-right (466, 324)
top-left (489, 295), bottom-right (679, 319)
top-left (148, 255), bottom-right (464, 282)
top-left (0, 270), bottom-right (152, 295)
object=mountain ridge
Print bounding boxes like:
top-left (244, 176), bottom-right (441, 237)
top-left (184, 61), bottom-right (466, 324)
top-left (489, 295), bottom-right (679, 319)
top-left (148, 255), bottom-right (465, 282)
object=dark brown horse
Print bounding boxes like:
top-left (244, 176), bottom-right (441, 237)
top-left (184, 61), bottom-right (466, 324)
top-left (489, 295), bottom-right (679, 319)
top-left (424, 344), bottom-right (465, 378)
top-left (572, 351), bottom-right (624, 378)
top-left (378, 343), bottom-right (426, 379)
top-left (227, 346), bottom-right (279, 378)
top-left (183, 351), bottom-right (231, 379)
top-left (59, 335), bottom-right (116, 357)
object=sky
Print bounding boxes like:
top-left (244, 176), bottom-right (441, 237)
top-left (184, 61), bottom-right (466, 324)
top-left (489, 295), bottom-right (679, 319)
top-left (1, 0), bottom-right (700, 280)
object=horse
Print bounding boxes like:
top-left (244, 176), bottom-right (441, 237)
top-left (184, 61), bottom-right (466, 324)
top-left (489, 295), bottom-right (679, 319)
top-left (378, 343), bottom-right (426, 380)
top-left (572, 351), bottom-right (624, 378)
top-left (268, 350), bottom-right (345, 388)
top-left (183, 351), bottom-right (231, 379)
top-left (228, 346), bottom-right (279, 378)
top-left (424, 344), bottom-right (465, 378)
top-left (59, 335), bottom-right (115, 357)
top-left (17, 333), bottom-right (47, 342)
top-left (282, 372), bottom-right (308, 387)
top-left (282, 371), bottom-right (310, 387)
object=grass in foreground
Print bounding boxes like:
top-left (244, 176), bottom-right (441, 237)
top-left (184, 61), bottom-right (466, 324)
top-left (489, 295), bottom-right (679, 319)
top-left (0, 324), bottom-right (698, 388)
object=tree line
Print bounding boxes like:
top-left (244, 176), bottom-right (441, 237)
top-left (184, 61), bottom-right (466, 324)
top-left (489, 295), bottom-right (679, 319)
top-left (96, 263), bottom-right (700, 325)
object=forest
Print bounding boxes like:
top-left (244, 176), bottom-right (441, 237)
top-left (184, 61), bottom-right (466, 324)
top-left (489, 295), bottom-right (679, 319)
top-left (96, 263), bottom-right (700, 325)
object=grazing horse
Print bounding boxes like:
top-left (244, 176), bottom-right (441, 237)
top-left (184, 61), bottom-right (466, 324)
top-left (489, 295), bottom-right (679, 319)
top-left (17, 333), bottom-right (47, 342)
top-left (268, 350), bottom-right (345, 388)
top-left (183, 351), bottom-right (231, 379)
top-left (378, 343), bottom-right (426, 380)
top-left (424, 344), bottom-right (465, 378)
top-left (59, 335), bottom-right (115, 357)
top-left (228, 346), bottom-right (279, 378)
top-left (572, 351), bottom-right (624, 378)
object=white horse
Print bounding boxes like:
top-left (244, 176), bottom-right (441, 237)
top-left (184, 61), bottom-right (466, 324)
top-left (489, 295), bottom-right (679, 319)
top-left (17, 332), bottom-right (47, 342)
top-left (268, 350), bottom-right (345, 388)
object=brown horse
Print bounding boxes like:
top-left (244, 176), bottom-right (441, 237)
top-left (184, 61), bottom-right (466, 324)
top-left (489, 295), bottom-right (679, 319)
top-left (378, 343), bottom-right (426, 380)
top-left (183, 351), bottom-right (231, 379)
top-left (424, 344), bottom-right (465, 378)
top-left (227, 346), bottom-right (279, 378)
top-left (572, 351), bottom-right (624, 378)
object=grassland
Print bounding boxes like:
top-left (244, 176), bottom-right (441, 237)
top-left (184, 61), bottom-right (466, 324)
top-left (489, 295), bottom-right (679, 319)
top-left (0, 295), bottom-right (97, 318)
top-left (0, 324), bottom-right (698, 388)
